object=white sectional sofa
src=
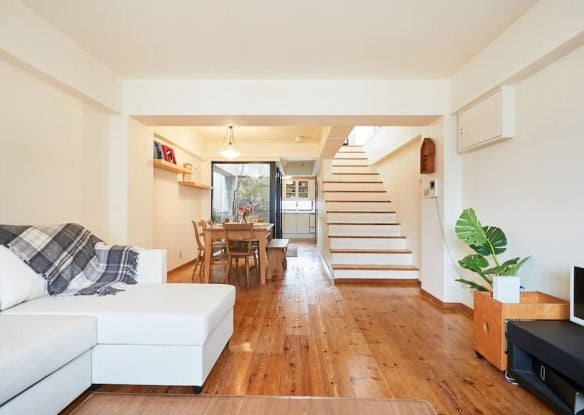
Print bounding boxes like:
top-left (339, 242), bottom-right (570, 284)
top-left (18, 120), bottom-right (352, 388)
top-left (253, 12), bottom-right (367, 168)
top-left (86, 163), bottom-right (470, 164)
top-left (0, 248), bottom-right (235, 415)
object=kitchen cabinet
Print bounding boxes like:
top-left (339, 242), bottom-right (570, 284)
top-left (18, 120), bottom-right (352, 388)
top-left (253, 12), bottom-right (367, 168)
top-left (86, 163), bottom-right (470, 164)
top-left (283, 179), bottom-right (314, 200)
top-left (282, 213), bottom-right (315, 239)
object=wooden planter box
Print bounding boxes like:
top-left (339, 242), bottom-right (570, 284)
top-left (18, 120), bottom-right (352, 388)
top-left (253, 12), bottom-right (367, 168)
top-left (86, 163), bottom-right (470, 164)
top-left (473, 291), bottom-right (569, 371)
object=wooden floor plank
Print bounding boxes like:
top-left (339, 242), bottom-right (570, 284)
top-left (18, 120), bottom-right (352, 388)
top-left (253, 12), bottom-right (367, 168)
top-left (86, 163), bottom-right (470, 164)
top-left (64, 241), bottom-right (553, 415)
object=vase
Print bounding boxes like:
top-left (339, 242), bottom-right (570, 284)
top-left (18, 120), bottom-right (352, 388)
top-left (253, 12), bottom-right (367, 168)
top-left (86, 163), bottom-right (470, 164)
top-left (492, 276), bottom-right (520, 303)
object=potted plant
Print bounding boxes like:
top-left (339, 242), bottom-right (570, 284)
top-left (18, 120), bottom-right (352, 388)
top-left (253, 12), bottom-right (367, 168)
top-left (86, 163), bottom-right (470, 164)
top-left (454, 208), bottom-right (530, 303)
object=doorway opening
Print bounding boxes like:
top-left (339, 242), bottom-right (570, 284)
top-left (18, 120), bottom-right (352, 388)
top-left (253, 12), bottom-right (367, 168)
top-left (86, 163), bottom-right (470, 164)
top-left (211, 162), bottom-right (282, 237)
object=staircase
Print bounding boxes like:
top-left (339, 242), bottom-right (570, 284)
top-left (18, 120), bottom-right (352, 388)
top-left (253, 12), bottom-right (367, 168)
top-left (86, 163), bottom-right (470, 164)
top-left (324, 145), bottom-right (419, 280)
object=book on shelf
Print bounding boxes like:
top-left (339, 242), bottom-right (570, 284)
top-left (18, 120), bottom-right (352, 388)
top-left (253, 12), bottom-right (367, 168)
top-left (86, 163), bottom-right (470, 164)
top-left (153, 141), bottom-right (164, 160)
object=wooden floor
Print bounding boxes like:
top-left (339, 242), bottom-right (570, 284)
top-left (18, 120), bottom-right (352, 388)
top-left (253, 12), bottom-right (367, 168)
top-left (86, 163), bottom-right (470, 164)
top-left (79, 241), bottom-right (551, 415)
top-left (72, 394), bottom-right (437, 415)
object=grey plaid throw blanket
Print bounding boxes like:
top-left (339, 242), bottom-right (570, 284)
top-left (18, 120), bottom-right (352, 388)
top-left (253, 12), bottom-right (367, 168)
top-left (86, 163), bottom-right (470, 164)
top-left (0, 223), bottom-right (138, 296)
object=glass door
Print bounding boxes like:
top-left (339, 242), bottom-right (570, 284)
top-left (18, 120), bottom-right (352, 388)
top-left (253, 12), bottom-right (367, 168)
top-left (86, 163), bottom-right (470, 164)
top-left (211, 162), bottom-right (281, 236)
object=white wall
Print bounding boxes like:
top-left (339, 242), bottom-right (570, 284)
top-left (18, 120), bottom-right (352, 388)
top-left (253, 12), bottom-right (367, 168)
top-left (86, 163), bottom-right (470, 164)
top-left (460, 44), bottom-right (584, 300)
top-left (0, 58), bottom-right (111, 239)
top-left (152, 129), bottom-right (207, 270)
top-left (372, 134), bottom-right (422, 268)
top-left (419, 117), bottom-right (463, 304)
top-left (126, 118), bottom-right (154, 247)
top-left (206, 141), bottom-right (321, 161)
top-left (124, 79), bottom-right (449, 116)
top-left (365, 126), bottom-right (422, 165)
top-left (0, 0), bottom-right (122, 112)
top-left (316, 158), bottom-right (332, 270)
top-left (450, 0), bottom-right (584, 112)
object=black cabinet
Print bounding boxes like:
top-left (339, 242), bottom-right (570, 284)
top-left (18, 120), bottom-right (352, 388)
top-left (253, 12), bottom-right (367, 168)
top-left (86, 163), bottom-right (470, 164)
top-left (507, 321), bottom-right (584, 414)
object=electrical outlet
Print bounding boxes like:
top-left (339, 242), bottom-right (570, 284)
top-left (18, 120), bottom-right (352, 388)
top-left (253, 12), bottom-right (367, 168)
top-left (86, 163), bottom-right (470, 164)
top-left (424, 179), bottom-right (438, 198)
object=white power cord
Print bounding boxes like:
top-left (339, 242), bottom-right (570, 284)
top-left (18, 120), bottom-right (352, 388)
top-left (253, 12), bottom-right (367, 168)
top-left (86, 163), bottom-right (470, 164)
top-left (433, 197), bottom-right (464, 279)
top-left (504, 371), bottom-right (519, 385)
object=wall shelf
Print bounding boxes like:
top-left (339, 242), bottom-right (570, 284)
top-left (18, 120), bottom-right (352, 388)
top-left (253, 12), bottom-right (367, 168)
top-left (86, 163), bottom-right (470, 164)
top-left (178, 181), bottom-right (212, 190)
top-left (153, 159), bottom-right (192, 174)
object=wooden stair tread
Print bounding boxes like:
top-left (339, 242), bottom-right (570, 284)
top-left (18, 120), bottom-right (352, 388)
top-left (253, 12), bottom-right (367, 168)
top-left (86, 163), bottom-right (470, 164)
top-left (330, 249), bottom-right (411, 254)
top-left (326, 210), bottom-right (395, 213)
top-left (328, 235), bottom-right (405, 239)
top-left (323, 180), bottom-right (382, 183)
top-left (323, 190), bottom-right (386, 193)
top-left (332, 157), bottom-right (368, 160)
top-left (332, 164), bottom-right (369, 167)
top-left (332, 264), bottom-right (419, 270)
top-left (332, 172), bottom-right (379, 175)
top-left (326, 200), bottom-right (391, 203)
top-left (328, 222), bottom-right (400, 225)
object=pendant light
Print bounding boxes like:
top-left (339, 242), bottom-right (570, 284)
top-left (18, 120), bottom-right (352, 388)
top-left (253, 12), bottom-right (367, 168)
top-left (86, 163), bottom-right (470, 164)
top-left (219, 125), bottom-right (241, 160)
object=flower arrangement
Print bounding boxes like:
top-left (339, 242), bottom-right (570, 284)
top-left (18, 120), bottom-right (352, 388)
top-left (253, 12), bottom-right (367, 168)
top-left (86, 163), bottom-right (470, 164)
top-left (238, 206), bottom-right (253, 223)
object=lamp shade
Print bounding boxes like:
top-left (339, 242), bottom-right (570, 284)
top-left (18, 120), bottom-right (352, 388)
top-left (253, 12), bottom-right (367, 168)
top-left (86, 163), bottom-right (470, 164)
top-left (219, 144), bottom-right (241, 160)
top-left (220, 126), bottom-right (241, 160)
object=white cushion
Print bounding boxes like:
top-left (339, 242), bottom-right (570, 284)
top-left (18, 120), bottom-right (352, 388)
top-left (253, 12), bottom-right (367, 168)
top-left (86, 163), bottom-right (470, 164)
top-left (0, 315), bottom-right (96, 406)
top-left (135, 249), bottom-right (167, 284)
top-left (3, 283), bottom-right (235, 346)
top-left (0, 246), bottom-right (47, 311)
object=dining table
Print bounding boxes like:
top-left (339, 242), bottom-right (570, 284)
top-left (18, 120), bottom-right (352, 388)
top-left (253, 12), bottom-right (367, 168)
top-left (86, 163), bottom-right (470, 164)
top-left (202, 223), bottom-right (274, 285)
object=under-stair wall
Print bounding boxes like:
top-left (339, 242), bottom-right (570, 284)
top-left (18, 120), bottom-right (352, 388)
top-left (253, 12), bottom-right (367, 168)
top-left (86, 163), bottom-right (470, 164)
top-left (322, 145), bottom-right (419, 281)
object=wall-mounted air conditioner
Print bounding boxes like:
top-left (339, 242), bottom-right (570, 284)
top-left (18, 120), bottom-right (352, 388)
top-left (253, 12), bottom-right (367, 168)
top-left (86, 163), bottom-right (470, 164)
top-left (457, 86), bottom-right (514, 153)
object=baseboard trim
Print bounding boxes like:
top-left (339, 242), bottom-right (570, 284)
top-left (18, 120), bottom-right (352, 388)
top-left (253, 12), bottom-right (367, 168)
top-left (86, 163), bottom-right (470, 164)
top-left (420, 289), bottom-right (473, 318)
top-left (168, 259), bottom-right (195, 273)
top-left (335, 278), bottom-right (421, 286)
top-left (315, 248), bottom-right (334, 281)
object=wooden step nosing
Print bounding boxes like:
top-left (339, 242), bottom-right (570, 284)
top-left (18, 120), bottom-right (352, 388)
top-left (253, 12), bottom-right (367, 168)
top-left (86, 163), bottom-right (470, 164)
top-left (328, 235), bottom-right (406, 239)
top-left (330, 249), bottom-right (412, 254)
top-left (326, 211), bottom-right (396, 214)
top-left (332, 264), bottom-right (419, 271)
top-left (328, 222), bottom-right (400, 225)
top-left (323, 180), bottom-right (383, 184)
top-left (325, 200), bottom-right (391, 203)
top-left (331, 173), bottom-right (379, 176)
top-left (323, 190), bottom-right (387, 193)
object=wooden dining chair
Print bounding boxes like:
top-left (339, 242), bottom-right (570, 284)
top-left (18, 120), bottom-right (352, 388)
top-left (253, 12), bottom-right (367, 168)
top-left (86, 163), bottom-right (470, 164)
top-left (191, 220), bottom-right (225, 282)
top-left (223, 223), bottom-right (258, 288)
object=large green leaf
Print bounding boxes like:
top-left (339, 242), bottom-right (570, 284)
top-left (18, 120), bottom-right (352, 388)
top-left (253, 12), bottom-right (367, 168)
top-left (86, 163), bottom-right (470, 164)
top-left (484, 226), bottom-right (507, 254)
top-left (483, 256), bottom-right (530, 276)
top-left (455, 208), bottom-right (487, 248)
top-left (458, 255), bottom-right (493, 286)
top-left (458, 255), bottom-right (489, 273)
top-left (470, 243), bottom-right (490, 256)
top-left (455, 278), bottom-right (490, 291)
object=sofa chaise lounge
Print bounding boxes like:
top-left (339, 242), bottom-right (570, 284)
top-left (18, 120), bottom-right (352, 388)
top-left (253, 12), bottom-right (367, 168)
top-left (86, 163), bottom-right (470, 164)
top-left (0, 247), bottom-right (235, 415)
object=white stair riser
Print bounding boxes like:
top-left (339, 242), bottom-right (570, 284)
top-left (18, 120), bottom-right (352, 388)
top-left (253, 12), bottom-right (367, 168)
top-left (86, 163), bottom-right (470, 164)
top-left (331, 252), bottom-right (412, 265)
top-left (333, 269), bottom-right (419, 279)
top-left (331, 159), bottom-right (370, 166)
top-left (329, 224), bottom-right (401, 236)
top-left (330, 238), bottom-right (407, 250)
top-left (323, 182), bottom-right (385, 192)
top-left (325, 202), bottom-right (393, 211)
top-left (327, 212), bottom-right (397, 223)
top-left (329, 174), bottom-right (381, 182)
top-left (331, 166), bottom-right (376, 174)
top-left (337, 147), bottom-right (364, 153)
top-left (333, 153), bottom-right (369, 160)
top-left (324, 192), bottom-right (390, 202)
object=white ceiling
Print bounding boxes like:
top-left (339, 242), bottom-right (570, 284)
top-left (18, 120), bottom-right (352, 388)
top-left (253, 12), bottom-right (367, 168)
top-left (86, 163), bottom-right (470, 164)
top-left (191, 126), bottom-right (323, 143)
top-left (21, 0), bottom-right (536, 79)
